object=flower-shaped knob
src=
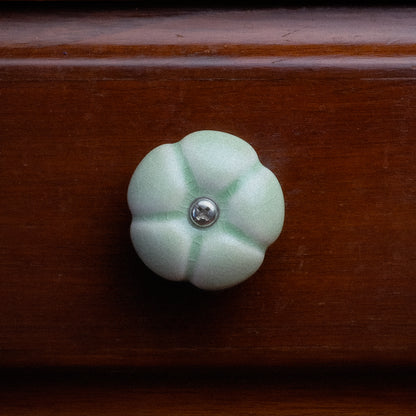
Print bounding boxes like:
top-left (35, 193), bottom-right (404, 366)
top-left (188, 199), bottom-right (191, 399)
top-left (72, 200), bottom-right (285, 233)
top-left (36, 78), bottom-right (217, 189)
top-left (127, 130), bottom-right (284, 290)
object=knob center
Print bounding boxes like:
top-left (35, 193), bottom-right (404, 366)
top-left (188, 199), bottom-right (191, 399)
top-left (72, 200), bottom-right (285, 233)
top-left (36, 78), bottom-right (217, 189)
top-left (189, 197), bottom-right (219, 228)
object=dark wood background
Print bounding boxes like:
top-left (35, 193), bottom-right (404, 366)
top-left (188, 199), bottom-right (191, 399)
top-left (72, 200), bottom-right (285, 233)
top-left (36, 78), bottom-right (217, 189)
top-left (0, 7), bottom-right (415, 413)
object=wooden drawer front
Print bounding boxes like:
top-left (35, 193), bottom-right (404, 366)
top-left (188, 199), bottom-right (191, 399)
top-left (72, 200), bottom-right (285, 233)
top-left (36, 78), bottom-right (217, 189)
top-left (0, 9), bottom-right (415, 368)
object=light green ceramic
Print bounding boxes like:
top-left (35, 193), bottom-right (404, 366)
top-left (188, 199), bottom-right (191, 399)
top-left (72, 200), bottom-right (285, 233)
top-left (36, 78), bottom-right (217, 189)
top-left (128, 130), bottom-right (284, 290)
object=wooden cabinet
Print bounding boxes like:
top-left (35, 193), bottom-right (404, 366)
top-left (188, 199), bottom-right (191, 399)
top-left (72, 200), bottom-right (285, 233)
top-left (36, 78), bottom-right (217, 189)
top-left (1, 7), bottom-right (415, 413)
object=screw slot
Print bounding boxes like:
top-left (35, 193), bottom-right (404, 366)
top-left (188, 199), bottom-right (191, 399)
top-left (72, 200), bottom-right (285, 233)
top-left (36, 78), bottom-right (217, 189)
top-left (189, 197), bottom-right (219, 228)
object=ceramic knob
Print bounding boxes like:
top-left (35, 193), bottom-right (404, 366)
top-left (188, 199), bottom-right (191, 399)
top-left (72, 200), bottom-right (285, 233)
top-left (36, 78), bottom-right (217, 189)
top-left (127, 130), bottom-right (284, 290)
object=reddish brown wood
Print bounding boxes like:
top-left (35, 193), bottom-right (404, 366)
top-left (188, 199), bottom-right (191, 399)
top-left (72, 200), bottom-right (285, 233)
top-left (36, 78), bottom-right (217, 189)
top-left (0, 9), bottom-right (416, 369)
top-left (0, 369), bottom-right (415, 415)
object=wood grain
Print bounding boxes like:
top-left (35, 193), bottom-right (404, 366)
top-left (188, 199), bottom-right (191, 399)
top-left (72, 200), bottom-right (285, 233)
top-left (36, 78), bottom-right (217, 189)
top-left (0, 9), bottom-right (416, 369)
top-left (0, 369), bottom-right (415, 415)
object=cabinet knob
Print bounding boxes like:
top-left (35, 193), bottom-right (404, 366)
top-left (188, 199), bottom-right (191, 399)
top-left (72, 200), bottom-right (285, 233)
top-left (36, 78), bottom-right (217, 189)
top-left (127, 130), bottom-right (284, 290)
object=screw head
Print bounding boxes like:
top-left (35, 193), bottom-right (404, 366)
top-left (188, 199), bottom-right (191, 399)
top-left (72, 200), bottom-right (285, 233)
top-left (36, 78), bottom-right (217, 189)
top-left (189, 197), bottom-right (219, 228)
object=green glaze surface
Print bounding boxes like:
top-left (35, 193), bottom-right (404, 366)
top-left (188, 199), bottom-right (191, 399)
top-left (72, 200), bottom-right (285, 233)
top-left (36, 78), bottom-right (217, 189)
top-left (128, 130), bottom-right (284, 290)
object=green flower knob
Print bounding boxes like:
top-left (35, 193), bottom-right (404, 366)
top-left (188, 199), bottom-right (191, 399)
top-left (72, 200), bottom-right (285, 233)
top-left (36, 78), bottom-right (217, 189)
top-left (128, 131), bottom-right (284, 290)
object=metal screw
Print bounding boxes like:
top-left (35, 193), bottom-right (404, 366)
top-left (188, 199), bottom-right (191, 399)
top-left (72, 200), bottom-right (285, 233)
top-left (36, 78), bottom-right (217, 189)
top-left (189, 197), bottom-right (219, 228)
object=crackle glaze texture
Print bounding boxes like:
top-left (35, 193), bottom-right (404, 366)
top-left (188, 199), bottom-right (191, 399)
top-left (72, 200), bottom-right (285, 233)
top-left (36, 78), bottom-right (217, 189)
top-left (128, 131), bottom-right (284, 290)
